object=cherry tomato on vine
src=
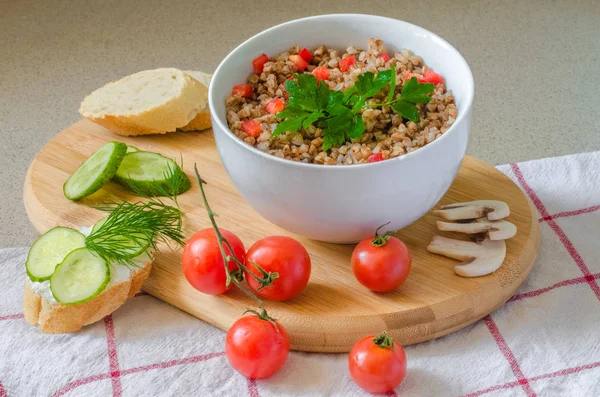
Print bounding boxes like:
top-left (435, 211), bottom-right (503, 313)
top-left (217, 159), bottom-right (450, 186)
top-left (226, 312), bottom-right (290, 379)
top-left (244, 236), bottom-right (311, 301)
top-left (349, 331), bottom-right (407, 394)
top-left (182, 228), bottom-right (246, 295)
top-left (351, 226), bottom-right (411, 292)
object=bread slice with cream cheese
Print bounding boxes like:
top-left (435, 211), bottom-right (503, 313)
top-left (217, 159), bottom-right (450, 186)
top-left (24, 257), bottom-right (152, 333)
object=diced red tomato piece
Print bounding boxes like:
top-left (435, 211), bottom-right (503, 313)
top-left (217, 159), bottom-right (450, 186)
top-left (404, 70), bottom-right (444, 85)
top-left (299, 48), bottom-right (313, 62)
top-left (380, 52), bottom-right (391, 62)
top-left (339, 56), bottom-right (356, 72)
top-left (266, 98), bottom-right (285, 114)
top-left (252, 53), bottom-right (269, 74)
top-left (368, 152), bottom-right (384, 163)
top-left (423, 70), bottom-right (444, 85)
top-left (242, 119), bottom-right (262, 137)
top-left (312, 66), bottom-right (330, 81)
top-left (289, 55), bottom-right (308, 71)
top-left (231, 84), bottom-right (253, 98)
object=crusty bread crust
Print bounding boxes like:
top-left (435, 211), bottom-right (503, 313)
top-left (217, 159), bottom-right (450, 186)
top-left (179, 110), bottom-right (211, 132)
top-left (79, 69), bottom-right (208, 136)
top-left (24, 261), bottom-right (152, 333)
top-left (179, 71), bottom-right (212, 132)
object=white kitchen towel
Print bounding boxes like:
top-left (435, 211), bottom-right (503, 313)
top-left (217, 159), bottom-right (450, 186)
top-left (1, 152), bottom-right (599, 397)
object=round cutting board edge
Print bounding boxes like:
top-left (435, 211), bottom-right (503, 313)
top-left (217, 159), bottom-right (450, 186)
top-left (23, 119), bottom-right (540, 352)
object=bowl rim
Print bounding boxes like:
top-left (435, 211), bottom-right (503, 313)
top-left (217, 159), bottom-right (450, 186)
top-left (209, 13), bottom-right (474, 171)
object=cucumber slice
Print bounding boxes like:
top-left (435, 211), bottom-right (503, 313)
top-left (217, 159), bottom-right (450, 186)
top-left (63, 141), bottom-right (128, 201)
top-left (126, 145), bottom-right (139, 153)
top-left (114, 151), bottom-right (191, 197)
top-left (50, 248), bottom-right (110, 305)
top-left (26, 227), bottom-right (86, 282)
top-left (91, 216), bottom-right (151, 258)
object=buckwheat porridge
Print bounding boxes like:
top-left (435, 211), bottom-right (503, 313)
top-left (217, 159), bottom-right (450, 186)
top-left (225, 38), bottom-right (458, 165)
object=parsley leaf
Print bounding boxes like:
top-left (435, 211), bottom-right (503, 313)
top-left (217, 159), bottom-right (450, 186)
top-left (322, 133), bottom-right (344, 152)
top-left (316, 80), bottom-right (331, 110)
top-left (400, 77), bottom-right (434, 104)
top-left (326, 91), bottom-right (347, 116)
top-left (285, 74), bottom-right (321, 112)
top-left (342, 86), bottom-right (357, 103)
top-left (322, 118), bottom-right (347, 150)
top-left (391, 101), bottom-right (420, 123)
top-left (347, 114), bottom-right (365, 139)
top-left (355, 71), bottom-right (392, 98)
top-left (272, 116), bottom-right (307, 137)
top-left (302, 112), bottom-right (324, 129)
top-left (388, 75), bottom-right (434, 122)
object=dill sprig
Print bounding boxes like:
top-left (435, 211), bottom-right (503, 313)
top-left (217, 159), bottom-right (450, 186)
top-left (86, 200), bottom-right (184, 267)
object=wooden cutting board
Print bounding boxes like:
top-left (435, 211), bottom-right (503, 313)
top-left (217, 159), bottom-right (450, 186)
top-left (24, 119), bottom-right (540, 352)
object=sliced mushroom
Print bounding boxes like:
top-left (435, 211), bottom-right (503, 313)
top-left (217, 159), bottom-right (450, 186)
top-left (433, 200), bottom-right (510, 221)
top-left (427, 236), bottom-right (506, 277)
top-left (437, 218), bottom-right (517, 240)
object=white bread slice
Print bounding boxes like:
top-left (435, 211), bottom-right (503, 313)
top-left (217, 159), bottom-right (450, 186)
top-left (24, 260), bottom-right (152, 333)
top-left (79, 68), bottom-right (208, 136)
top-left (179, 71), bottom-right (213, 132)
top-left (185, 70), bottom-right (212, 90)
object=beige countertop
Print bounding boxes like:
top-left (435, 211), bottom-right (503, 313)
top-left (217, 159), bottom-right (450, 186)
top-left (1, 0), bottom-right (599, 248)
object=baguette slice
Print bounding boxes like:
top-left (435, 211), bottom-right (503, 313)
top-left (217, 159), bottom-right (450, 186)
top-left (24, 260), bottom-right (152, 333)
top-left (179, 71), bottom-right (213, 132)
top-left (79, 68), bottom-right (208, 136)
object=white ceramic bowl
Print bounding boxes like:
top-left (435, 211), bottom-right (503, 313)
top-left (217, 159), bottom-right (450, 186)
top-left (209, 14), bottom-right (474, 244)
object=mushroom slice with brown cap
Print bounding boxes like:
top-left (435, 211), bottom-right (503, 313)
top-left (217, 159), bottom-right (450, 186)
top-left (427, 236), bottom-right (506, 277)
top-left (437, 218), bottom-right (517, 240)
top-left (433, 200), bottom-right (510, 221)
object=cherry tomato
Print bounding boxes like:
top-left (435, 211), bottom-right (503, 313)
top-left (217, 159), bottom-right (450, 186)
top-left (252, 53), bottom-right (269, 74)
top-left (349, 332), bottom-right (407, 394)
top-left (182, 228), bottom-right (246, 295)
top-left (226, 313), bottom-right (290, 379)
top-left (339, 55), bottom-right (356, 72)
top-left (241, 119), bottom-right (262, 137)
top-left (265, 98), bottom-right (285, 114)
top-left (244, 236), bottom-right (311, 301)
top-left (312, 66), bottom-right (330, 81)
top-left (351, 231), bottom-right (411, 292)
top-left (231, 84), bottom-right (253, 98)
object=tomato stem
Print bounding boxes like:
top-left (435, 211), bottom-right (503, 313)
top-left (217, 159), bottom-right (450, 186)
top-left (243, 308), bottom-right (279, 331)
top-left (193, 164), bottom-right (277, 309)
top-left (371, 222), bottom-right (393, 247)
top-left (226, 256), bottom-right (280, 290)
top-left (373, 331), bottom-right (395, 350)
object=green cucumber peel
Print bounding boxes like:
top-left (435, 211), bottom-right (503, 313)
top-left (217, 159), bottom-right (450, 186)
top-left (63, 141), bottom-right (128, 201)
